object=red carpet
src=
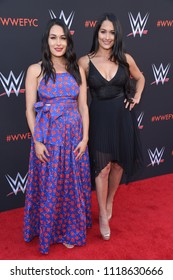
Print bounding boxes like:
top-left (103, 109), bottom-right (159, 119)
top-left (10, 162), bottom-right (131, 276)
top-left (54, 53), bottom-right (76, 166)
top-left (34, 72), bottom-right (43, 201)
top-left (0, 174), bottom-right (173, 260)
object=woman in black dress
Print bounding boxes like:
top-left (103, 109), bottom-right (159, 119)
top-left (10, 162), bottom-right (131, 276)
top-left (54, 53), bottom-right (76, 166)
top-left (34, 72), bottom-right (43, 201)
top-left (78, 13), bottom-right (145, 240)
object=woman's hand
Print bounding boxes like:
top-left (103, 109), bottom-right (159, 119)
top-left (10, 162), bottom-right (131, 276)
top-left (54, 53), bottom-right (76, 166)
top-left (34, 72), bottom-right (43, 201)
top-left (73, 140), bottom-right (88, 160)
top-left (34, 141), bottom-right (50, 163)
top-left (124, 96), bottom-right (140, 111)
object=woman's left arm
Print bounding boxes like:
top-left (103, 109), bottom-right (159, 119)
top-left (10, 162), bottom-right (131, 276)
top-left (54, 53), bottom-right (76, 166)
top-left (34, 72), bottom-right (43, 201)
top-left (73, 66), bottom-right (89, 160)
top-left (125, 53), bottom-right (145, 110)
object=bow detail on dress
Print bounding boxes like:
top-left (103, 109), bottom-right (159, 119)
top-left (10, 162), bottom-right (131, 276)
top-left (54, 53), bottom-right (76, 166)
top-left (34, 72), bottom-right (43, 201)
top-left (33, 101), bottom-right (65, 145)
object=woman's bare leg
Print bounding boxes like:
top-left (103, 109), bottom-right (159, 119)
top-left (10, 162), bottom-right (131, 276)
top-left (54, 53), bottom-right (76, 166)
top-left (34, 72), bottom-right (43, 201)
top-left (95, 163), bottom-right (111, 239)
top-left (106, 162), bottom-right (123, 220)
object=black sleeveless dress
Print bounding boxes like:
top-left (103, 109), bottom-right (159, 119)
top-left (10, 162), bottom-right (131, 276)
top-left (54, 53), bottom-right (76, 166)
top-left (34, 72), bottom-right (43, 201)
top-left (87, 60), bottom-right (143, 185)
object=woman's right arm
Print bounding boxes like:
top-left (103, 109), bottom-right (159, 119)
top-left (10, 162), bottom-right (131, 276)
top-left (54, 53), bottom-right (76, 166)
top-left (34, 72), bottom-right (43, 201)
top-left (25, 64), bottom-right (41, 137)
top-left (25, 64), bottom-right (49, 162)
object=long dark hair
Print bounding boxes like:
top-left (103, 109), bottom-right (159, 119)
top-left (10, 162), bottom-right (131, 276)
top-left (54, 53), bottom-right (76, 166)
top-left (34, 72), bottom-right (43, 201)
top-left (90, 13), bottom-right (133, 96)
top-left (40, 18), bottom-right (81, 85)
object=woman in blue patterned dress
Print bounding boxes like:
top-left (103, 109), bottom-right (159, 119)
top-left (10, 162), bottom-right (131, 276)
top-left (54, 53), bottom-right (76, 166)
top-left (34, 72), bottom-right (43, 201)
top-left (23, 18), bottom-right (92, 254)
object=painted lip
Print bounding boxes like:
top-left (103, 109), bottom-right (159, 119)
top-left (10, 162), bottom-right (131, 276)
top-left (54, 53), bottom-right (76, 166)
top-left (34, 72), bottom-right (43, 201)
top-left (54, 48), bottom-right (64, 52)
top-left (102, 40), bottom-right (112, 45)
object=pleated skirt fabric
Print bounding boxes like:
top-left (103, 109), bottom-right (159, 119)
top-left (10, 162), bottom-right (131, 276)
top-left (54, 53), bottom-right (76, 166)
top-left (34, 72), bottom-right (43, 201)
top-left (88, 95), bottom-right (143, 186)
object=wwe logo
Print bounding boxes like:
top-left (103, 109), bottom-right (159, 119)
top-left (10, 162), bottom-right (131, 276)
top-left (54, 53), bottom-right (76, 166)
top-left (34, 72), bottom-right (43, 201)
top-left (6, 172), bottom-right (28, 196)
top-left (0, 70), bottom-right (25, 97)
top-left (137, 112), bottom-right (144, 129)
top-left (128, 12), bottom-right (149, 37)
top-left (147, 147), bottom-right (165, 167)
top-left (151, 63), bottom-right (170, 85)
top-left (49, 9), bottom-right (75, 30)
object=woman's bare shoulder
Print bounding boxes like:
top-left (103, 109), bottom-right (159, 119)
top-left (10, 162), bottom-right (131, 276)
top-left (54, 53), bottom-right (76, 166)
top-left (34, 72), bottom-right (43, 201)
top-left (27, 62), bottom-right (42, 77)
top-left (78, 55), bottom-right (89, 67)
top-left (125, 53), bottom-right (136, 65)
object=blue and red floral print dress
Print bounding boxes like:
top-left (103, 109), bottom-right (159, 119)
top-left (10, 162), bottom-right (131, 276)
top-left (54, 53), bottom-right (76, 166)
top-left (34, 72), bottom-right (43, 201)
top-left (24, 73), bottom-right (92, 254)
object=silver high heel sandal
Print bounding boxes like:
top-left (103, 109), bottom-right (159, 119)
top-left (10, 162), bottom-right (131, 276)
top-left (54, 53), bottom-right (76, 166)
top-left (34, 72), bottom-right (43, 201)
top-left (99, 216), bottom-right (111, 241)
top-left (63, 243), bottom-right (74, 249)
